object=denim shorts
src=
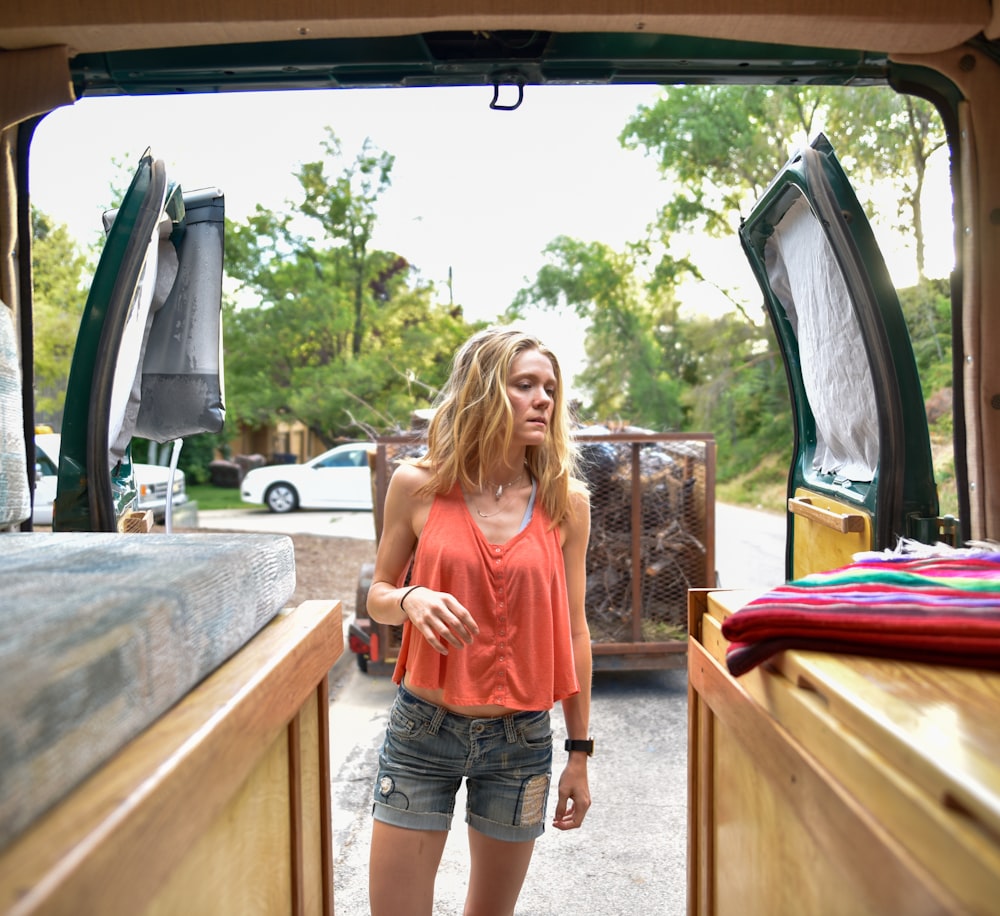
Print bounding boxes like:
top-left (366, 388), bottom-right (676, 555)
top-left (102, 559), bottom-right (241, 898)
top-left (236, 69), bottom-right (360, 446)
top-left (372, 684), bottom-right (553, 842)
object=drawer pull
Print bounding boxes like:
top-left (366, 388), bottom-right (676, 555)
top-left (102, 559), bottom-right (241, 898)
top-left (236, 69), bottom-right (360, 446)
top-left (788, 497), bottom-right (865, 534)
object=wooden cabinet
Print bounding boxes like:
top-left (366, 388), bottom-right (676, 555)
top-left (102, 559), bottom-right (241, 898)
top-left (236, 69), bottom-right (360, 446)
top-left (0, 599), bottom-right (342, 915)
top-left (688, 588), bottom-right (1000, 916)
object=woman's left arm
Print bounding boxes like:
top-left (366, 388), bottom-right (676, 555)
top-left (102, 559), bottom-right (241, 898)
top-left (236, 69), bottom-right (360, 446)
top-left (553, 486), bottom-right (593, 831)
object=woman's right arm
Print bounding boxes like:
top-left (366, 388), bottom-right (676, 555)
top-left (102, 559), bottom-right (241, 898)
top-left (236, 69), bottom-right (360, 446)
top-left (366, 465), bottom-right (479, 652)
top-left (366, 464), bottom-right (426, 626)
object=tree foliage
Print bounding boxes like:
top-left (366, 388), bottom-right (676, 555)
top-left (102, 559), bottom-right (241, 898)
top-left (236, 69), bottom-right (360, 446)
top-left (31, 207), bottom-right (89, 429)
top-left (620, 85), bottom-right (827, 238)
top-left (825, 90), bottom-right (947, 281)
top-left (508, 237), bottom-right (695, 429)
top-left (897, 277), bottom-right (952, 393)
top-left (683, 313), bottom-right (793, 478)
top-left (621, 84), bottom-right (947, 280)
top-left (223, 130), bottom-right (479, 442)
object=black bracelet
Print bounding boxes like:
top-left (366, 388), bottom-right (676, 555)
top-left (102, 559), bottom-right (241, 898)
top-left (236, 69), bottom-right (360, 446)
top-left (565, 738), bottom-right (595, 757)
top-left (399, 585), bottom-right (422, 615)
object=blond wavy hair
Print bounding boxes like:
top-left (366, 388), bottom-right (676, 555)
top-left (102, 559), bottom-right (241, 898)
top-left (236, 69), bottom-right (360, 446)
top-left (416, 327), bottom-right (582, 526)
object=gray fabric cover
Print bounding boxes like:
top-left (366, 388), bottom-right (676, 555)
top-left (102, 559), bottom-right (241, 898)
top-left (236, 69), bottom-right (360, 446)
top-left (0, 531), bottom-right (296, 852)
top-left (0, 304), bottom-right (29, 529)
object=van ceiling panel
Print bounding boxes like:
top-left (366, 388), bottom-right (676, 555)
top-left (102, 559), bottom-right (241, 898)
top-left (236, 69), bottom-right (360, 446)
top-left (69, 32), bottom-right (892, 96)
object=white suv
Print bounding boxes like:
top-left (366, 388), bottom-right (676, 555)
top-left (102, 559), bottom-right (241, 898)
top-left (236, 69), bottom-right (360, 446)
top-left (33, 433), bottom-right (187, 526)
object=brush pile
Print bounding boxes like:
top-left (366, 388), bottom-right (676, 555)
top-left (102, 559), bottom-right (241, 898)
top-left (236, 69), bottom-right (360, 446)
top-left (578, 430), bottom-right (711, 643)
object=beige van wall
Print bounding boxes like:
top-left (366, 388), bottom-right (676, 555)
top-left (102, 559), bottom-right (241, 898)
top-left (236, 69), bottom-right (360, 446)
top-left (0, 1), bottom-right (989, 55)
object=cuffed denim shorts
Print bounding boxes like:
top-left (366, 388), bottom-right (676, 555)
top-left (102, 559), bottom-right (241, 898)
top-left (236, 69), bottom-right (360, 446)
top-left (372, 684), bottom-right (553, 842)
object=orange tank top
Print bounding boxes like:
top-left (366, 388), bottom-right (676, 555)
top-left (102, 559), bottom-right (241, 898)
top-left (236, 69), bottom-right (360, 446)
top-left (391, 482), bottom-right (580, 710)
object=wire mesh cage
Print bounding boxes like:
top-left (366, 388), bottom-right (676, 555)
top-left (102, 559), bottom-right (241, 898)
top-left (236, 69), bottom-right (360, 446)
top-left (578, 434), bottom-right (715, 651)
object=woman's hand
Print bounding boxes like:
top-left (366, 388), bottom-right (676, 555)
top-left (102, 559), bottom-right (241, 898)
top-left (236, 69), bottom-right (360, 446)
top-left (552, 757), bottom-right (591, 830)
top-left (400, 586), bottom-right (479, 655)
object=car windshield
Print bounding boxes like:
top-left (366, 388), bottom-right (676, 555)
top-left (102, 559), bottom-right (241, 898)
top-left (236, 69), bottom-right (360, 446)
top-left (318, 450), bottom-right (366, 469)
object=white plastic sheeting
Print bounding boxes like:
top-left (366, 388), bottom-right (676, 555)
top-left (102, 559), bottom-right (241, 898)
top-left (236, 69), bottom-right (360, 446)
top-left (764, 190), bottom-right (879, 481)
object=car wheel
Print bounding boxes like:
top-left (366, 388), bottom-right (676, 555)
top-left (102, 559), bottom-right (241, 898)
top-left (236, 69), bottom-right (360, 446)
top-left (264, 483), bottom-right (299, 513)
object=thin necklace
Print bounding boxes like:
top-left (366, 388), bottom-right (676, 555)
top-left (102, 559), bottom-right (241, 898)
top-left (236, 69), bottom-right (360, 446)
top-left (485, 470), bottom-right (524, 501)
top-left (472, 482), bottom-right (517, 518)
top-left (474, 498), bottom-right (506, 519)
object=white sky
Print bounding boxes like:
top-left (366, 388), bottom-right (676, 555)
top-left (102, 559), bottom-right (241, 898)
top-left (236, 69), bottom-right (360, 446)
top-left (28, 83), bottom-right (954, 392)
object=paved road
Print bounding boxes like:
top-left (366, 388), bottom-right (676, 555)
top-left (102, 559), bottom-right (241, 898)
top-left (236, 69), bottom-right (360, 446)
top-left (200, 501), bottom-right (786, 913)
top-left (194, 506), bottom-right (376, 540)
top-left (715, 502), bottom-right (786, 591)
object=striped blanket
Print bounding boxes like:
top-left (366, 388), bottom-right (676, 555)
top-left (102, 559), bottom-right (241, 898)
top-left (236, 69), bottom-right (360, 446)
top-left (722, 551), bottom-right (1000, 676)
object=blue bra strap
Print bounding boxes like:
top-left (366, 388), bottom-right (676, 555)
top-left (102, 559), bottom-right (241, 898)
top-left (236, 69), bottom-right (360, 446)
top-left (519, 478), bottom-right (537, 533)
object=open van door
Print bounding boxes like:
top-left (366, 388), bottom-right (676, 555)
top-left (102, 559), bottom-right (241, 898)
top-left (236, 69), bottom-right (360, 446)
top-left (738, 134), bottom-right (955, 580)
top-left (54, 152), bottom-right (224, 532)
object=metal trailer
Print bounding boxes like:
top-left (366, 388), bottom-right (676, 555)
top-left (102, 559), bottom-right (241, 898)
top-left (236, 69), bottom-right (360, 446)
top-left (349, 431), bottom-right (716, 675)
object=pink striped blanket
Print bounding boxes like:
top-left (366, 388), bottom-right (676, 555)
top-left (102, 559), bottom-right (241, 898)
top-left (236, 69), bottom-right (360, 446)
top-left (721, 551), bottom-right (1000, 676)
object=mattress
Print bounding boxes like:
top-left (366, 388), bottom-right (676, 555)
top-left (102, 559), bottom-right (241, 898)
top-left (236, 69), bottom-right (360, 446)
top-left (0, 531), bottom-right (296, 851)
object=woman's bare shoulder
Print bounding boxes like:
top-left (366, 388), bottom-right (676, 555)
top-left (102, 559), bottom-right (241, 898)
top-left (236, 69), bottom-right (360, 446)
top-left (557, 479), bottom-right (591, 545)
top-left (568, 476), bottom-right (592, 506)
top-left (387, 461), bottom-right (435, 496)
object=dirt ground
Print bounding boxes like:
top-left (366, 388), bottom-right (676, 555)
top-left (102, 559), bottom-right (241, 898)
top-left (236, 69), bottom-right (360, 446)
top-left (285, 534), bottom-right (376, 613)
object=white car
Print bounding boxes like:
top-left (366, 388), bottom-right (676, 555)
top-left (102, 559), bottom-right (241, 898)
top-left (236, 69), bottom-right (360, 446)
top-left (33, 433), bottom-right (188, 526)
top-left (240, 442), bottom-right (374, 513)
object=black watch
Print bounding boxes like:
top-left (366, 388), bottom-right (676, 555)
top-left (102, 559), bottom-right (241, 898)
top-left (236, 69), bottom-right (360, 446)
top-left (564, 738), bottom-right (595, 757)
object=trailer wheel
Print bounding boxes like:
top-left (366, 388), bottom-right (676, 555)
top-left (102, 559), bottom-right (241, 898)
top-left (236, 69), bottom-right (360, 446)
top-left (353, 561), bottom-right (376, 674)
top-left (356, 561), bottom-right (374, 617)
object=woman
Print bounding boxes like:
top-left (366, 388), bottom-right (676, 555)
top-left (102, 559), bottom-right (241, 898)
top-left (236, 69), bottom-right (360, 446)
top-left (366, 327), bottom-right (593, 916)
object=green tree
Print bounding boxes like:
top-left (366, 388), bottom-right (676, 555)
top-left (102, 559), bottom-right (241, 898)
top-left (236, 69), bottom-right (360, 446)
top-left (620, 85), bottom-right (827, 239)
top-left (683, 312), bottom-right (792, 480)
top-left (31, 208), bottom-right (89, 429)
top-left (621, 84), bottom-right (943, 257)
top-left (614, 84), bottom-right (818, 468)
top-left (825, 90), bottom-right (949, 362)
top-left (297, 135), bottom-right (393, 358)
top-left (509, 236), bottom-right (695, 430)
top-left (224, 132), bottom-right (478, 440)
top-left (825, 90), bottom-right (946, 282)
top-left (897, 277), bottom-right (952, 392)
